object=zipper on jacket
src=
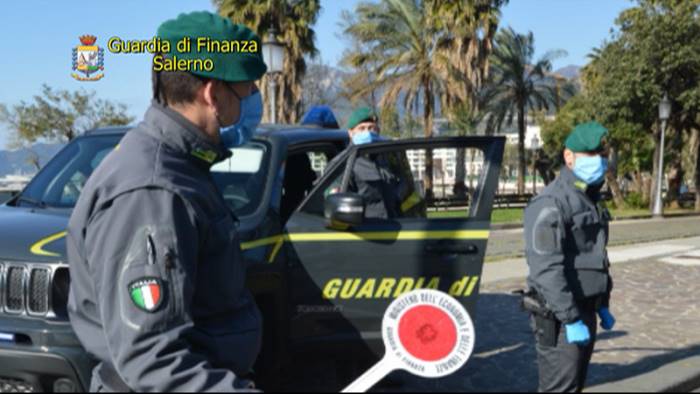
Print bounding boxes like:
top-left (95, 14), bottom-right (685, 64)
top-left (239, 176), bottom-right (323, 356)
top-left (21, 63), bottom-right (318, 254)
top-left (146, 233), bottom-right (156, 265)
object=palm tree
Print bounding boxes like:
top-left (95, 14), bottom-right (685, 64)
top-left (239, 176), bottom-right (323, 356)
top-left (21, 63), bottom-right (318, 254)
top-left (429, 0), bottom-right (507, 108)
top-left (342, 0), bottom-right (459, 197)
top-left (447, 101), bottom-right (486, 199)
top-left (430, 0), bottom-right (507, 197)
top-left (483, 27), bottom-right (568, 194)
top-left (216, 0), bottom-right (321, 124)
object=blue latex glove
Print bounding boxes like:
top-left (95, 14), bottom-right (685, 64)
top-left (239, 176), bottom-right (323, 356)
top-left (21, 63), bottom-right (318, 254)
top-left (598, 307), bottom-right (616, 331)
top-left (565, 320), bottom-right (591, 345)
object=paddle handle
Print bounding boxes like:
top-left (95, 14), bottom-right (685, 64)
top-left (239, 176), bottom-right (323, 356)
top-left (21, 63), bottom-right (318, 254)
top-left (342, 357), bottom-right (394, 393)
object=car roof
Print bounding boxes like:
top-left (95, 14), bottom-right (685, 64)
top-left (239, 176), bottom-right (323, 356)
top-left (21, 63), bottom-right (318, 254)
top-left (85, 126), bottom-right (132, 136)
top-left (84, 124), bottom-right (348, 144)
top-left (255, 124), bottom-right (348, 144)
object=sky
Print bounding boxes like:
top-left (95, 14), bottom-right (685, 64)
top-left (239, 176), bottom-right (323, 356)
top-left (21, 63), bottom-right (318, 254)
top-left (0, 0), bottom-right (633, 149)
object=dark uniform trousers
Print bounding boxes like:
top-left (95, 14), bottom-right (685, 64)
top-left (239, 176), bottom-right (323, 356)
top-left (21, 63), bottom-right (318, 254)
top-left (533, 299), bottom-right (599, 393)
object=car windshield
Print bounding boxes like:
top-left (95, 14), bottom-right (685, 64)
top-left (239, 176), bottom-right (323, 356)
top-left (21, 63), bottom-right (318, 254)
top-left (16, 133), bottom-right (269, 217)
top-left (210, 142), bottom-right (269, 216)
top-left (18, 134), bottom-right (122, 209)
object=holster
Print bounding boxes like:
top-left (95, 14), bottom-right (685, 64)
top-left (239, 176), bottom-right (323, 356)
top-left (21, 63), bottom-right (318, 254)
top-left (514, 289), bottom-right (559, 347)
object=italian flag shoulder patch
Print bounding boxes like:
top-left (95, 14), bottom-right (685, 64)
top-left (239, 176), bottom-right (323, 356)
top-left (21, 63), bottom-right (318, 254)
top-left (128, 278), bottom-right (163, 313)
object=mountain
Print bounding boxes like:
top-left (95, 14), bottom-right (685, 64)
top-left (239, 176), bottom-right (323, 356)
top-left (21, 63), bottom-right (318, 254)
top-left (0, 143), bottom-right (65, 177)
top-left (301, 63), bottom-right (354, 123)
top-left (554, 65), bottom-right (581, 80)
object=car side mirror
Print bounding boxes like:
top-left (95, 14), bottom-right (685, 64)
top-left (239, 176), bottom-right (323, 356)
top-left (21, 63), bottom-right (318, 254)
top-left (324, 193), bottom-right (365, 228)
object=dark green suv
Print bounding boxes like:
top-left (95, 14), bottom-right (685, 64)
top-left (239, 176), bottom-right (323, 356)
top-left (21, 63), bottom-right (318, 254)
top-left (0, 125), bottom-right (504, 392)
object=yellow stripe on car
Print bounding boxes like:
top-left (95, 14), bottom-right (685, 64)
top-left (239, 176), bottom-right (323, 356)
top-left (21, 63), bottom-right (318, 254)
top-left (287, 230), bottom-right (490, 242)
top-left (30, 231), bottom-right (67, 257)
top-left (240, 230), bottom-right (490, 263)
top-left (267, 236), bottom-right (285, 263)
top-left (33, 229), bottom-right (489, 260)
top-left (240, 235), bottom-right (284, 250)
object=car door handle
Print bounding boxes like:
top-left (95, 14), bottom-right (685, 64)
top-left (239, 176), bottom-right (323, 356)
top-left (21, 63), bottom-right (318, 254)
top-left (425, 243), bottom-right (479, 255)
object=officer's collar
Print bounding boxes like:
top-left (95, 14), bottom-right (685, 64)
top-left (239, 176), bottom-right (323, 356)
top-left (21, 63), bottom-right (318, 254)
top-left (143, 101), bottom-right (232, 169)
top-left (559, 165), bottom-right (603, 199)
top-left (560, 165), bottom-right (583, 189)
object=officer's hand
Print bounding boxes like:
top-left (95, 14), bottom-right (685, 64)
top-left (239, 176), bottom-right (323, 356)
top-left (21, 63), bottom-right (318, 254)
top-left (565, 320), bottom-right (591, 346)
top-left (598, 307), bottom-right (616, 331)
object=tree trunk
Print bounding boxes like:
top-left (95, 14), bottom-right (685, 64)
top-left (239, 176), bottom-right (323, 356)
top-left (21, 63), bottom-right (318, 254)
top-left (666, 127), bottom-right (684, 209)
top-left (632, 171), bottom-right (644, 194)
top-left (643, 174), bottom-right (652, 206)
top-left (667, 160), bottom-right (683, 209)
top-left (606, 147), bottom-right (626, 208)
top-left (453, 149), bottom-right (467, 199)
top-left (469, 149), bottom-right (477, 191)
top-left (535, 153), bottom-right (556, 185)
top-left (694, 128), bottom-right (700, 212)
top-left (517, 105), bottom-right (526, 195)
top-left (423, 79), bottom-right (434, 200)
top-left (26, 151), bottom-right (40, 172)
top-left (260, 75), bottom-right (276, 124)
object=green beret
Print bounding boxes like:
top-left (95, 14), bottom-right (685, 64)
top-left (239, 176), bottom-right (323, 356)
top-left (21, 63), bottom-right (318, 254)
top-left (157, 11), bottom-right (267, 82)
top-left (565, 121), bottom-right (609, 152)
top-left (346, 107), bottom-right (379, 130)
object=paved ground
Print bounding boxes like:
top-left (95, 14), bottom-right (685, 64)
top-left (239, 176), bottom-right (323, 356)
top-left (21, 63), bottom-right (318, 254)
top-left (485, 215), bottom-right (700, 262)
top-left (397, 227), bottom-right (700, 392)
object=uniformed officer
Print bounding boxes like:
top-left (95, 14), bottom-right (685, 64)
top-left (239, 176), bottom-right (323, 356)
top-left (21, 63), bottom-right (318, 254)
top-left (325, 107), bottom-right (405, 218)
top-left (67, 12), bottom-right (266, 391)
top-left (523, 121), bottom-right (617, 393)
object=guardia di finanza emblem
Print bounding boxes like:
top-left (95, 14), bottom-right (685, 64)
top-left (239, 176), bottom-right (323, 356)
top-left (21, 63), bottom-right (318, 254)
top-left (72, 35), bottom-right (105, 81)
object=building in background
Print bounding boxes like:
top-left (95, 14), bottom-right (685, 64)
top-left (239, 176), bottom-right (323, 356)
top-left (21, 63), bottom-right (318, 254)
top-left (0, 174), bottom-right (31, 203)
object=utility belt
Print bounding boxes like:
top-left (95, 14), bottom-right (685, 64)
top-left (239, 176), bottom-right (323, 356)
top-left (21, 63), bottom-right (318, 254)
top-left (514, 288), bottom-right (554, 319)
top-left (514, 289), bottom-right (603, 347)
top-left (514, 289), bottom-right (558, 347)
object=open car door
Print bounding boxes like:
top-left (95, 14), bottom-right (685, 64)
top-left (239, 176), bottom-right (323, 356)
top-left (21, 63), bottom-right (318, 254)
top-left (282, 136), bottom-right (505, 366)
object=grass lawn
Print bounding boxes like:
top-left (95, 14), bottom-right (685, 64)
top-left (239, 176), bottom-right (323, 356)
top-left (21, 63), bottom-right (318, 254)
top-left (428, 206), bottom-right (698, 224)
top-left (427, 208), bottom-right (522, 223)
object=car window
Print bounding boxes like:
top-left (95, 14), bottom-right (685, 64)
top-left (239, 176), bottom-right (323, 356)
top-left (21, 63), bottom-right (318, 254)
top-left (280, 148), bottom-right (337, 223)
top-left (19, 135), bottom-right (121, 208)
top-left (210, 142), bottom-right (269, 217)
top-left (18, 135), bottom-right (270, 218)
top-left (59, 171), bottom-right (88, 206)
top-left (406, 147), bottom-right (486, 218)
top-left (302, 145), bottom-right (486, 220)
top-left (307, 151), bottom-right (329, 176)
top-left (212, 148), bottom-right (264, 173)
top-left (300, 157), bottom-right (346, 217)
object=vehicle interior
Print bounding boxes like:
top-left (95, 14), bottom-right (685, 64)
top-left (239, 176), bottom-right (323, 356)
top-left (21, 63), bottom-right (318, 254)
top-left (279, 143), bottom-right (342, 224)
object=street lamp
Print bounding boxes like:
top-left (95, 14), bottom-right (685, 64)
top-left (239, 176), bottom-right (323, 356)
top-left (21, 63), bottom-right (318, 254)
top-left (531, 134), bottom-right (540, 195)
top-left (653, 93), bottom-right (671, 217)
top-left (262, 28), bottom-right (285, 124)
